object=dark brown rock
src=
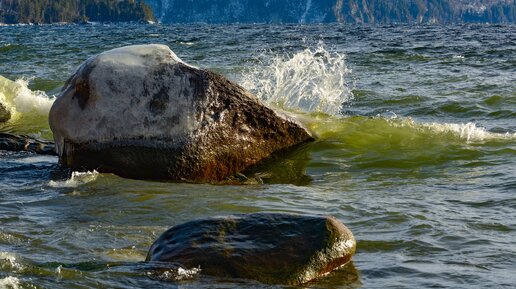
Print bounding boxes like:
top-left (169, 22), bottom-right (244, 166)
top-left (49, 44), bottom-right (314, 182)
top-left (0, 133), bottom-right (56, 155)
top-left (146, 213), bottom-right (356, 285)
top-left (0, 102), bottom-right (10, 123)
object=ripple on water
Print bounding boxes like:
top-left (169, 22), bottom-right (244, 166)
top-left (0, 24), bottom-right (515, 288)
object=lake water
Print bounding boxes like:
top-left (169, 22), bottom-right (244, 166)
top-left (0, 23), bottom-right (515, 288)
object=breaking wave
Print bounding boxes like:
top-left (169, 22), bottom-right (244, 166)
top-left (240, 43), bottom-right (514, 146)
top-left (0, 75), bottom-right (55, 138)
top-left (308, 115), bottom-right (516, 148)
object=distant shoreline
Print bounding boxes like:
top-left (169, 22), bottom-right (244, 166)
top-left (0, 20), bottom-right (156, 26)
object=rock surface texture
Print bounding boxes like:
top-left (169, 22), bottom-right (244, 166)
top-left (146, 213), bottom-right (356, 285)
top-left (49, 44), bottom-right (313, 182)
top-left (0, 102), bottom-right (10, 122)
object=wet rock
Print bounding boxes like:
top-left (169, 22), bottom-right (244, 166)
top-left (0, 76), bottom-right (14, 122)
top-left (0, 102), bottom-right (10, 122)
top-left (49, 44), bottom-right (314, 182)
top-left (146, 213), bottom-right (356, 285)
top-left (0, 133), bottom-right (56, 155)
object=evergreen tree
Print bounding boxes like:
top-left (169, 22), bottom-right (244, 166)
top-left (0, 0), bottom-right (155, 24)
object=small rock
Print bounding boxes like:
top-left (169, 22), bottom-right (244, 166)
top-left (146, 213), bottom-right (356, 285)
top-left (0, 133), bottom-right (56, 155)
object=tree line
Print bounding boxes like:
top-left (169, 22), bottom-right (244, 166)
top-left (0, 0), bottom-right (155, 24)
top-left (146, 0), bottom-right (515, 24)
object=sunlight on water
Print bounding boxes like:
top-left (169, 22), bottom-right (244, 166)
top-left (241, 42), bottom-right (353, 116)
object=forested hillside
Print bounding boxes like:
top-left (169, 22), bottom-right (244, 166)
top-left (145, 0), bottom-right (515, 24)
top-left (0, 0), bottom-right (154, 24)
top-left (1, 0), bottom-right (514, 24)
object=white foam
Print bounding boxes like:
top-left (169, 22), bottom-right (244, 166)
top-left (11, 79), bottom-right (54, 115)
top-left (176, 267), bottom-right (202, 280)
top-left (0, 252), bottom-right (24, 272)
top-left (421, 121), bottom-right (516, 143)
top-left (48, 170), bottom-right (99, 188)
top-left (386, 117), bottom-right (516, 143)
top-left (241, 42), bottom-right (353, 116)
top-left (0, 276), bottom-right (21, 289)
top-left (147, 266), bottom-right (201, 281)
top-left (0, 75), bottom-right (55, 118)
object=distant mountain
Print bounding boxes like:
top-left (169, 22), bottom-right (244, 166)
top-left (145, 0), bottom-right (516, 24)
top-left (0, 0), bottom-right (154, 24)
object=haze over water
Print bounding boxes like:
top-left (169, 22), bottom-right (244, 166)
top-left (0, 23), bottom-right (515, 288)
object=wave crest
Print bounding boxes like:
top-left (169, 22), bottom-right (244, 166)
top-left (0, 75), bottom-right (55, 138)
top-left (0, 76), bottom-right (54, 116)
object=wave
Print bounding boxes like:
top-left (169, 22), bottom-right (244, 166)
top-left (0, 75), bottom-right (55, 139)
top-left (307, 115), bottom-right (515, 147)
top-left (239, 42), bottom-right (514, 148)
top-left (240, 42), bottom-right (354, 116)
top-left (48, 171), bottom-right (100, 188)
top-left (419, 121), bottom-right (515, 143)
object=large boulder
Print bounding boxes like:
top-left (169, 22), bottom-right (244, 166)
top-left (49, 44), bottom-right (314, 182)
top-left (146, 213), bottom-right (356, 285)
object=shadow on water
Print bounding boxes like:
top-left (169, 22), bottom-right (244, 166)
top-left (243, 142), bottom-right (314, 186)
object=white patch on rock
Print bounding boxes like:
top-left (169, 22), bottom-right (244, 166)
top-left (50, 44), bottom-right (200, 156)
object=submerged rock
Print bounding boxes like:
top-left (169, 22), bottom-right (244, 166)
top-left (49, 44), bottom-right (314, 182)
top-left (0, 133), bottom-right (56, 155)
top-left (146, 213), bottom-right (356, 285)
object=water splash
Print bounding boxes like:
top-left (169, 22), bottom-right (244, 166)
top-left (146, 266), bottom-right (201, 281)
top-left (0, 75), bottom-right (55, 138)
top-left (48, 171), bottom-right (99, 188)
top-left (0, 76), bottom-right (54, 116)
top-left (241, 42), bottom-right (353, 116)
